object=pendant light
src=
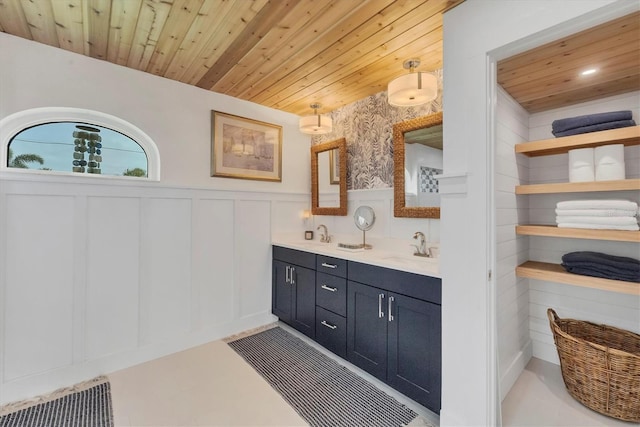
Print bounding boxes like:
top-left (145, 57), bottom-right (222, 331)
top-left (387, 59), bottom-right (437, 107)
top-left (299, 103), bottom-right (332, 135)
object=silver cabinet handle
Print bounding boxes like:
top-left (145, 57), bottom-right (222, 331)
top-left (285, 266), bottom-right (290, 283)
top-left (321, 262), bottom-right (338, 269)
top-left (378, 293), bottom-right (385, 318)
top-left (321, 320), bottom-right (337, 330)
top-left (388, 296), bottom-right (395, 322)
top-left (290, 267), bottom-right (296, 285)
top-left (321, 284), bottom-right (338, 292)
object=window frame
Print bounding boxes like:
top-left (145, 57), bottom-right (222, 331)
top-left (0, 107), bottom-right (160, 181)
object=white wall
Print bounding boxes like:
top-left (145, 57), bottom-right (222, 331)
top-left (0, 32), bottom-right (311, 404)
top-left (441, 1), bottom-right (634, 425)
top-left (495, 87), bottom-right (532, 401)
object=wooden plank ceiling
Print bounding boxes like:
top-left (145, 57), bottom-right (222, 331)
top-left (498, 11), bottom-right (640, 114)
top-left (3, 2), bottom-right (636, 116)
top-left (0, 0), bottom-right (462, 115)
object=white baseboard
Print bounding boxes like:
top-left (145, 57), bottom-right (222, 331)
top-left (499, 339), bottom-right (533, 401)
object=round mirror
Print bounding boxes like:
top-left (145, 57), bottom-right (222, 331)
top-left (354, 206), bottom-right (375, 231)
top-left (353, 206), bottom-right (375, 249)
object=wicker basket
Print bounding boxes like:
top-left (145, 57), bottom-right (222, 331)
top-left (547, 308), bottom-right (640, 422)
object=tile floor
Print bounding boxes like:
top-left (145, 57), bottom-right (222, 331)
top-left (501, 357), bottom-right (634, 426)
top-left (108, 325), bottom-right (630, 427)
top-left (109, 324), bottom-right (438, 426)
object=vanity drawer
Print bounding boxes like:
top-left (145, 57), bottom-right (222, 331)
top-left (273, 246), bottom-right (316, 270)
top-left (316, 255), bottom-right (347, 278)
top-left (315, 307), bottom-right (346, 359)
top-left (316, 272), bottom-right (347, 317)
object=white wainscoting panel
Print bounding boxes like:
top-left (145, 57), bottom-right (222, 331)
top-left (85, 197), bottom-right (140, 361)
top-left (235, 200), bottom-right (272, 318)
top-left (192, 198), bottom-right (235, 328)
top-left (4, 195), bottom-right (76, 380)
top-left (139, 198), bottom-right (193, 344)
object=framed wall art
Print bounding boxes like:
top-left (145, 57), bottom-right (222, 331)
top-left (211, 111), bottom-right (282, 182)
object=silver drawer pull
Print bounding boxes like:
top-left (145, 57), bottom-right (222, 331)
top-left (321, 284), bottom-right (338, 292)
top-left (321, 262), bottom-right (338, 269)
top-left (321, 320), bottom-right (337, 330)
top-left (378, 293), bottom-right (385, 318)
top-left (388, 296), bottom-right (395, 322)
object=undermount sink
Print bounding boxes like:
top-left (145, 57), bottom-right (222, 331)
top-left (380, 255), bottom-right (438, 264)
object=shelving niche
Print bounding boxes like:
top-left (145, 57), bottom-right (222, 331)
top-left (514, 125), bottom-right (640, 295)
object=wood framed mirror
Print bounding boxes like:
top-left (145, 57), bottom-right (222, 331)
top-left (393, 112), bottom-right (442, 218)
top-left (311, 138), bottom-right (347, 215)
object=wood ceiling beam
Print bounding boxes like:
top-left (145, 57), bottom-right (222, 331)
top-left (196, 0), bottom-right (303, 90)
top-left (211, 0), bottom-right (352, 96)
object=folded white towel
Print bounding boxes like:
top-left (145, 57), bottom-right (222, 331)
top-left (555, 216), bottom-right (639, 226)
top-left (555, 208), bottom-right (638, 217)
top-left (557, 222), bottom-right (639, 231)
top-left (556, 200), bottom-right (638, 211)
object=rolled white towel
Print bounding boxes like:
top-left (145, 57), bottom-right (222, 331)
top-left (556, 200), bottom-right (638, 211)
top-left (555, 208), bottom-right (638, 217)
top-left (557, 222), bottom-right (639, 231)
top-left (555, 216), bottom-right (639, 226)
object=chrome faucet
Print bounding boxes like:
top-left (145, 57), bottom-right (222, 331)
top-left (412, 231), bottom-right (428, 257)
top-left (317, 224), bottom-right (331, 243)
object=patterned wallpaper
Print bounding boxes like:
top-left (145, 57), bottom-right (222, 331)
top-left (312, 69), bottom-right (443, 190)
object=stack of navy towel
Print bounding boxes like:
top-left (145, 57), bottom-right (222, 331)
top-left (561, 251), bottom-right (640, 283)
top-left (552, 110), bottom-right (636, 137)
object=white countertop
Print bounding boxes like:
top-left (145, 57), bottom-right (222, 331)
top-left (272, 237), bottom-right (440, 279)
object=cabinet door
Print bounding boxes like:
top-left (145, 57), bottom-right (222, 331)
top-left (347, 281), bottom-right (388, 381)
top-left (272, 260), bottom-right (291, 323)
top-left (387, 293), bottom-right (441, 413)
top-left (290, 265), bottom-right (316, 338)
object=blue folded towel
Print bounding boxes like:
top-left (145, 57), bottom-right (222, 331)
top-left (552, 110), bottom-right (632, 134)
top-left (552, 119), bottom-right (636, 137)
top-left (562, 265), bottom-right (640, 282)
top-left (561, 251), bottom-right (640, 282)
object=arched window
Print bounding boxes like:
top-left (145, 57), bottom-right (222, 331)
top-left (0, 108), bottom-right (160, 180)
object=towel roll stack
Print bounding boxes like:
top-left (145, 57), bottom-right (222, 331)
top-left (568, 147), bottom-right (595, 182)
top-left (595, 144), bottom-right (625, 181)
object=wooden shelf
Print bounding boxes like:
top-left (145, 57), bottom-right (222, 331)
top-left (516, 225), bottom-right (640, 242)
top-left (515, 126), bottom-right (640, 157)
top-left (516, 261), bottom-right (640, 295)
top-left (515, 178), bottom-right (640, 194)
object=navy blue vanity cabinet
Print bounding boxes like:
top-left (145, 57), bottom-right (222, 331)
top-left (315, 255), bottom-right (348, 358)
top-left (347, 261), bottom-right (442, 413)
top-left (346, 280), bottom-right (389, 380)
top-left (387, 292), bottom-right (442, 413)
top-left (272, 246), bottom-right (316, 339)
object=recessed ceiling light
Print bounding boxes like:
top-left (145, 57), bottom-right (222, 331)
top-left (580, 68), bottom-right (598, 76)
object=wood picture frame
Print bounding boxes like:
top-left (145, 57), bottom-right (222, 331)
top-left (211, 111), bottom-right (282, 182)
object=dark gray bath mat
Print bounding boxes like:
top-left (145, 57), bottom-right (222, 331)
top-left (228, 326), bottom-right (419, 427)
top-left (0, 377), bottom-right (113, 427)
